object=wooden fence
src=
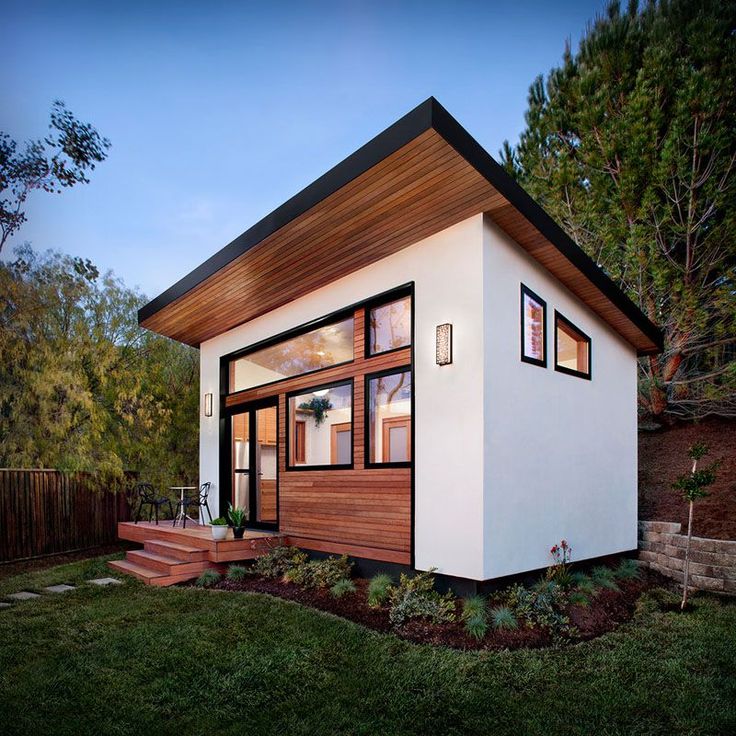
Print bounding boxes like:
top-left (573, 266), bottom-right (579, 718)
top-left (0, 469), bottom-right (133, 563)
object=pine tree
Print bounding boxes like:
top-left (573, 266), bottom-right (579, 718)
top-left (502, 0), bottom-right (736, 420)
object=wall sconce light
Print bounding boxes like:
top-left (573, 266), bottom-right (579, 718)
top-left (204, 393), bottom-right (213, 417)
top-left (436, 323), bottom-right (453, 366)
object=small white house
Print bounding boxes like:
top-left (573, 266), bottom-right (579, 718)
top-left (138, 98), bottom-right (661, 586)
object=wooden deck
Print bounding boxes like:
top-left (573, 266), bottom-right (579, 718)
top-left (109, 521), bottom-right (283, 586)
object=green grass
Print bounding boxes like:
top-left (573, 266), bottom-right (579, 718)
top-left (1, 556), bottom-right (735, 736)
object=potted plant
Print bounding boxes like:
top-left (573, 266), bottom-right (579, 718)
top-left (228, 503), bottom-right (247, 539)
top-left (210, 517), bottom-right (229, 541)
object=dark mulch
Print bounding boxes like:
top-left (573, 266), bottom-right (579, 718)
top-left (639, 417), bottom-right (736, 540)
top-left (215, 571), bottom-right (656, 651)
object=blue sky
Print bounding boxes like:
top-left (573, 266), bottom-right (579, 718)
top-left (3, 0), bottom-right (606, 300)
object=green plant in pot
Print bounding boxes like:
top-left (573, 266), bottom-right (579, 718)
top-left (298, 396), bottom-right (333, 426)
top-left (228, 503), bottom-right (248, 539)
top-left (210, 517), bottom-right (229, 541)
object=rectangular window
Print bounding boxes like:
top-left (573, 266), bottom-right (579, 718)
top-left (367, 370), bottom-right (412, 465)
top-left (367, 295), bottom-right (411, 356)
top-left (521, 284), bottom-right (546, 367)
top-left (555, 312), bottom-right (591, 379)
top-left (229, 316), bottom-right (354, 393)
top-left (287, 381), bottom-right (352, 468)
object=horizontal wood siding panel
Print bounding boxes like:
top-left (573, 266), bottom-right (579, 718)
top-left (225, 306), bottom-right (412, 564)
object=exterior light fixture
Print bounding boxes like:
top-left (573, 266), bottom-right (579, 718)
top-left (436, 323), bottom-right (453, 366)
top-left (204, 393), bottom-right (213, 417)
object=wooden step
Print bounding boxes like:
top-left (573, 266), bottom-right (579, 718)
top-left (127, 549), bottom-right (210, 576)
top-left (107, 559), bottom-right (210, 587)
top-left (108, 558), bottom-right (164, 582)
top-left (144, 540), bottom-right (208, 562)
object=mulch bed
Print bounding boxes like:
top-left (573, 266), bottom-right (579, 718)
top-left (211, 572), bottom-right (655, 651)
top-left (639, 417), bottom-right (736, 540)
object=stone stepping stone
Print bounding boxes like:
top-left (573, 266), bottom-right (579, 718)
top-left (0, 602), bottom-right (11, 609)
top-left (7, 591), bottom-right (41, 601)
top-left (44, 584), bottom-right (75, 594)
top-left (87, 577), bottom-right (122, 586)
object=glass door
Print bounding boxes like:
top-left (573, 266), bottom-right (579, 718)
top-left (230, 399), bottom-right (279, 530)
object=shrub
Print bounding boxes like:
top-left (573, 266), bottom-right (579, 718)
top-left (226, 564), bottom-right (249, 581)
top-left (462, 595), bottom-right (488, 640)
top-left (462, 595), bottom-right (486, 620)
top-left (465, 613), bottom-right (488, 640)
top-left (388, 569), bottom-right (456, 626)
top-left (253, 545), bottom-right (308, 579)
top-left (547, 539), bottom-right (573, 588)
top-left (570, 572), bottom-right (597, 596)
top-left (308, 555), bottom-right (353, 589)
top-left (591, 566), bottom-right (620, 591)
top-left (196, 569), bottom-right (221, 588)
top-left (367, 574), bottom-right (393, 608)
top-left (505, 582), bottom-right (570, 635)
top-left (282, 554), bottom-right (353, 589)
top-left (568, 590), bottom-right (590, 607)
top-left (490, 605), bottom-right (518, 630)
top-left (330, 579), bottom-right (356, 598)
top-left (614, 558), bottom-right (641, 580)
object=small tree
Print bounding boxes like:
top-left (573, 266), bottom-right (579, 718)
top-left (672, 442), bottom-right (719, 610)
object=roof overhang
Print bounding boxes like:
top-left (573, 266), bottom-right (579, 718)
top-left (139, 98), bottom-right (662, 355)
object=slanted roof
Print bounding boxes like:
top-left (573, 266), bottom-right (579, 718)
top-left (139, 98), bottom-right (662, 355)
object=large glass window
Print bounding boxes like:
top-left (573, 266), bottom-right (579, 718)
top-left (367, 296), bottom-right (411, 356)
top-left (521, 284), bottom-right (546, 367)
top-left (367, 370), bottom-right (412, 465)
top-left (230, 316), bottom-right (354, 393)
top-left (555, 312), bottom-right (591, 379)
top-left (288, 382), bottom-right (352, 468)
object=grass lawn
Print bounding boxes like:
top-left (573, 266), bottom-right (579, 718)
top-left (0, 555), bottom-right (735, 736)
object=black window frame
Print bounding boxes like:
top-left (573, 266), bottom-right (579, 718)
top-left (285, 378), bottom-right (355, 472)
top-left (554, 311), bottom-right (592, 380)
top-left (364, 287), bottom-right (413, 359)
top-left (364, 366), bottom-right (413, 469)
top-left (520, 283), bottom-right (547, 368)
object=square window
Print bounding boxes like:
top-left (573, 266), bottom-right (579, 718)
top-left (367, 370), bottom-right (412, 465)
top-left (521, 285), bottom-right (546, 366)
top-left (554, 312), bottom-right (591, 379)
top-left (288, 382), bottom-right (352, 468)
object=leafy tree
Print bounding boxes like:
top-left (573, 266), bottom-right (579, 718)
top-left (501, 0), bottom-right (736, 420)
top-left (0, 100), bottom-right (110, 254)
top-left (672, 442), bottom-right (719, 610)
top-left (0, 245), bottom-right (198, 489)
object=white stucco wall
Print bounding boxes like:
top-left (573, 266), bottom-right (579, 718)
top-left (481, 215), bottom-right (638, 579)
top-left (200, 215), bottom-right (488, 579)
top-left (198, 211), bottom-right (638, 581)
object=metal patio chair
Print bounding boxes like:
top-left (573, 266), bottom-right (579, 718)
top-left (133, 482), bottom-right (174, 525)
top-left (173, 482), bottom-right (213, 528)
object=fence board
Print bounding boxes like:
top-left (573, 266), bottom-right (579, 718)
top-left (0, 469), bottom-right (133, 563)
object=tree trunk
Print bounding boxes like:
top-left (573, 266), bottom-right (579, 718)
top-left (681, 496), bottom-right (695, 611)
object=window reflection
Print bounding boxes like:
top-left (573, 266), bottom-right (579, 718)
top-left (288, 382), bottom-right (352, 467)
top-left (230, 317), bottom-right (354, 393)
top-left (368, 296), bottom-right (411, 355)
top-left (368, 371), bottom-right (412, 464)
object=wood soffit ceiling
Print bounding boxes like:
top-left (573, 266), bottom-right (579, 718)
top-left (139, 98), bottom-right (662, 355)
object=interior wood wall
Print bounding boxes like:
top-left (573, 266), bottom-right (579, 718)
top-left (226, 308), bottom-right (412, 565)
